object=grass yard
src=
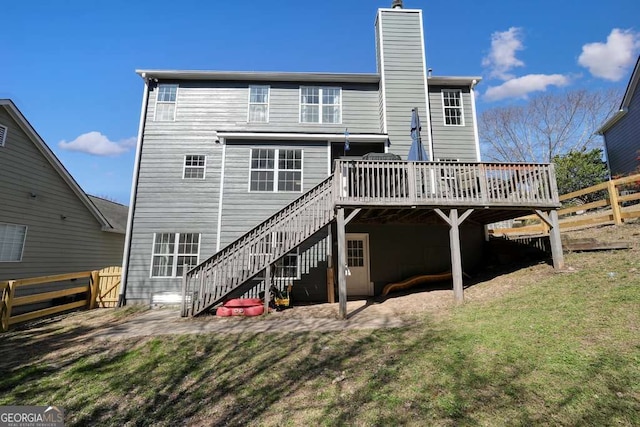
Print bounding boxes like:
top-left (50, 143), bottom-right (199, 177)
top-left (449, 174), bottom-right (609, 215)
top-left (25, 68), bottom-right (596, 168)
top-left (1, 224), bottom-right (639, 426)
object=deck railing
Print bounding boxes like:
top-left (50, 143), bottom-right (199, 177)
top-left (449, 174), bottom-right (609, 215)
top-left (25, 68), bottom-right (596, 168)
top-left (334, 160), bottom-right (560, 208)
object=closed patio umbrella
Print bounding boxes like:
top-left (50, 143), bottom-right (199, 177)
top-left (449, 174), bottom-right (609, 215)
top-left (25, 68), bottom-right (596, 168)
top-left (407, 107), bottom-right (428, 161)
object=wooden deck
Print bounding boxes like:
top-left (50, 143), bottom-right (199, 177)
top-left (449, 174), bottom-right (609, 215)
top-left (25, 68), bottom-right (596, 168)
top-left (183, 160), bottom-right (564, 318)
top-left (334, 160), bottom-right (560, 209)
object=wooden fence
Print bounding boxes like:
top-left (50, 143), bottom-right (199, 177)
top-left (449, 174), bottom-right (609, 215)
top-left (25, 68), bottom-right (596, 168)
top-left (489, 173), bottom-right (640, 236)
top-left (0, 266), bottom-right (122, 332)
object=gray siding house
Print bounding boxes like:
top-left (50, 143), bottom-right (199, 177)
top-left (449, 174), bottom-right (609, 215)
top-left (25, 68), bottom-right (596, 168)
top-left (597, 56), bottom-right (640, 176)
top-left (122, 3), bottom-right (563, 316)
top-left (0, 99), bottom-right (127, 281)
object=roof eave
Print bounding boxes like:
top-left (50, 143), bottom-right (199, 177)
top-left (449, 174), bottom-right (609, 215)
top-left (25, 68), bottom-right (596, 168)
top-left (619, 56), bottom-right (640, 109)
top-left (0, 99), bottom-right (114, 231)
top-left (136, 69), bottom-right (381, 84)
top-left (596, 109), bottom-right (627, 135)
top-left (428, 76), bottom-right (483, 86)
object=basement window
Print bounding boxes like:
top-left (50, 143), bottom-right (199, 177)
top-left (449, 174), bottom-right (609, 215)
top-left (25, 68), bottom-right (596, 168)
top-left (150, 232), bottom-right (200, 278)
top-left (250, 232), bottom-right (300, 280)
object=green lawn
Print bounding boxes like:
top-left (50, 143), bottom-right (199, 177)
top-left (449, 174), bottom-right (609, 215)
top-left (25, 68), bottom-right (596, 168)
top-left (1, 243), bottom-right (638, 426)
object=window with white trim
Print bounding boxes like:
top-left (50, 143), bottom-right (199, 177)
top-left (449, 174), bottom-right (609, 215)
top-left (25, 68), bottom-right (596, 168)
top-left (0, 223), bottom-right (27, 262)
top-left (155, 84), bottom-right (178, 121)
top-left (248, 85), bottom-right (269, 123)
top-left (249, 148), bottom-right (302, 192)
top-left (0, 124), bottom-right (7, 147)
top-left (251, 233), bottom-right (300, 279)
top-left (183, 155), bottom-right (206, 179)
top-left (151, 232), bottom-right (200, 277)
top-left (442, 90), bottom-right (464, 126)
top-left (300, 86), bottom-right (341, 124)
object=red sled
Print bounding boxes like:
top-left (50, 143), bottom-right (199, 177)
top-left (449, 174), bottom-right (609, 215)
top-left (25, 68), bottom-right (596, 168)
top-left (216, 305), bottom-right (264, 317)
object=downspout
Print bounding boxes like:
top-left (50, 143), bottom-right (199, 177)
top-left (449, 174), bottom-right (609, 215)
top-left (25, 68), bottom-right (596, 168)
top-left (118, 74), bottom-right (151, 306)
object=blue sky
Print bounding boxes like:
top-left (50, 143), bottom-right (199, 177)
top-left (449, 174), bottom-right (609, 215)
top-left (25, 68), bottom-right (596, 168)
top-left (2, 0), bottom-right (639, 204)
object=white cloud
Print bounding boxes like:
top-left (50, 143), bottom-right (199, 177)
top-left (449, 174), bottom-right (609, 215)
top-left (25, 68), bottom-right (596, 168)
top-left (482, 27), bottom-right (525, 80)
top-left (484, 74), bottom-right (571, 101)
top-left (59, 132), bottom-right (136, 156)
top-left (578, 29), bottom-right (640, 81)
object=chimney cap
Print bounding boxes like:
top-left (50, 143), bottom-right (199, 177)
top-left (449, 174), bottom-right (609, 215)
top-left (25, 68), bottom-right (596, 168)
top-left (391, 0), bottom-right (403, 8)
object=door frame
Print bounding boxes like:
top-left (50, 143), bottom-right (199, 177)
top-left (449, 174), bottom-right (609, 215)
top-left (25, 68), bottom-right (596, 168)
top-left (345, 233), bottom-right (372, 296)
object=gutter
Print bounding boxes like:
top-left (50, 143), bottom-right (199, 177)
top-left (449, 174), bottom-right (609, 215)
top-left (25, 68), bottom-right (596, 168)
top-left (118, 74), bottom-right (151, 306)
top-left (596, 108), bottom-right (627, 135)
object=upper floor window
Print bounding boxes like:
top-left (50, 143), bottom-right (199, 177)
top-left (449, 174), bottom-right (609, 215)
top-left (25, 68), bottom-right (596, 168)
top-left (248, 86), bottom-right (270, 123)
top-left (300, 87), bottom-right (341, 124)
top-left (0, 223), bottom-right (27, 262)
top-left (442, 90), bottom-right (464, 126)
top-left (155, 84), bottom-right (178, 121)
top-left (249, 148), bottom-right (302, 192)
top-left (0, 124), bottom-right (7, 147)
top-left (150, 232), bottom-right (200, 277)
top-left (183, 155), bottom-right (206, 179)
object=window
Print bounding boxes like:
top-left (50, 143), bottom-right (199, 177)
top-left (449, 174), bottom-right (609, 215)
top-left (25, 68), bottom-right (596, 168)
top-left (273, 251), bottom-right (299, 279)
top-left (248, 86), bottom-right (269, 123)
top-left (183, 155), bottom-right (206, 179)
top-left (347, 239), bottom-right (364, 267)
top-left (251, 233), bottom-right (300, 279)
top-left (249, 148), bottom-right (302, 192)
top-left (155, 84), bottom-right (178, 121)
top-left (0, 124), bottom-right (7, 147)
top-left (442, 90), bottom-right (464, 126)
top-left (151, 233), bottom-right (200, 277)
top-left (300, 87), bottom-right (341, 124)
top-left (0, 223), bottom-right (27, 262)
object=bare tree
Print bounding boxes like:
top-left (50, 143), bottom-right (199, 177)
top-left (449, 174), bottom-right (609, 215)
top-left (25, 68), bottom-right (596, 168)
top-left (479, 88), bottom-right (620, 163)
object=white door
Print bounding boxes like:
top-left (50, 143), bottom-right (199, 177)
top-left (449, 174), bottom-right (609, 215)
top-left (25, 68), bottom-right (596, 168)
top-left (346, 233), bottom-right (372, 296)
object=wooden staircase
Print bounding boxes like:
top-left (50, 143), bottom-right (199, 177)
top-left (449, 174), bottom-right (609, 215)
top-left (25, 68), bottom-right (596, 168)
top-left (182, 176), bottom-right (335, 316)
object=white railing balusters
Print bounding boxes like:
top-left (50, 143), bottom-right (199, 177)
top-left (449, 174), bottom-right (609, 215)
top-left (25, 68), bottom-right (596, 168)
top-left (333, 160), bottom-right (558, 208)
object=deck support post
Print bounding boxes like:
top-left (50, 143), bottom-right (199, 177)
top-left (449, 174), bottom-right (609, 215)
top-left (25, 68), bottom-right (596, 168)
top-left (336, 208), bottom-right (348, 319)
top-left (449, 209), bottom-right (464, 304)
top-left (263, 264), bottom-right (271, 316)
top-left (435, 208), bottom-right (473, 304)
top-left (549, 210), bottom-right (565, 269)
top-left (326, 225), bottom-right (335, 304)
top-left (535, 209), bottom-right (565, 269)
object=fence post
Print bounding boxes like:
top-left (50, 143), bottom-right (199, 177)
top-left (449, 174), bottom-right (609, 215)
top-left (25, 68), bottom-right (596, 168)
top-left (608, 179), bottom-right (623, 225)
top-left (1, 281), bottom-right (16, 332)
top-left (89, 271), bottom-right (100, 309)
